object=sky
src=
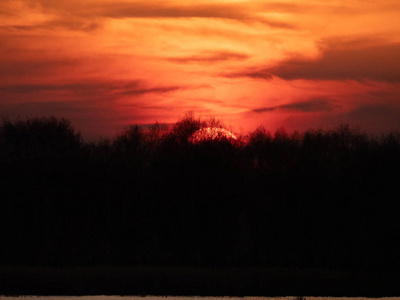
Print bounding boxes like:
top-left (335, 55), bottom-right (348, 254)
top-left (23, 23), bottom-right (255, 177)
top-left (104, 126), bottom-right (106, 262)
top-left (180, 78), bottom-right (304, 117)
top-left (1, 0), bottom-right (400, 140)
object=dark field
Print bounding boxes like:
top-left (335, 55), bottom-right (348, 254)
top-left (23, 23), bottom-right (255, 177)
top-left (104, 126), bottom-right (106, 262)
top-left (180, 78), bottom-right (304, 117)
top-left (1, 266), bottom-right (400, 296)
top-left (0, 115), bottom-right (400, 295)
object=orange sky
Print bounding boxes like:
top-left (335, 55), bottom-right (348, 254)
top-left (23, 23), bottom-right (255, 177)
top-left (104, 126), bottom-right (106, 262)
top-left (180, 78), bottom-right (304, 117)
top-left (1, 0), bottom-right (400, 139)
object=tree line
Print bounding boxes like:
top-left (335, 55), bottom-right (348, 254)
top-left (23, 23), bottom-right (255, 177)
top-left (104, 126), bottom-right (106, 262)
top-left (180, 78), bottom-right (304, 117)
top-left (0, 114), bottom-right (399, 270)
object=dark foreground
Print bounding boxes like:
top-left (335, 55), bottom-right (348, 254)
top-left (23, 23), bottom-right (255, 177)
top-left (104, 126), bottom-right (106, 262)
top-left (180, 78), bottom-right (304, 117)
top-left (1, 266), bottom-right (400, 296)
top-left (1, 116), bottom-right (400, 296)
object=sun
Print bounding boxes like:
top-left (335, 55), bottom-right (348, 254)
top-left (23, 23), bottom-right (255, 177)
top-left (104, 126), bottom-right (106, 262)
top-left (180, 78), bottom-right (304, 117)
top-left (189, 127), bottom-right (237, 144)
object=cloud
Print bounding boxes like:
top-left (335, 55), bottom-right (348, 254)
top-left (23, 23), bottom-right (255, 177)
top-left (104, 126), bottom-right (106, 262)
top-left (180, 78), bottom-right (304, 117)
top-left (0, 59), bottom-right (83, 78)
top-left (223, 70), bottom-right (274, 80)
top-left (274, 41), bottom-right (400, 82)
top-left (346, 104), bottom-right (400, 122)
top-left (229, 39), bottom-right (400, 83)
top-left (97, 2), bottom-right (247, 19)
top-left (99, 2), bottom-right (294, 27)
top-left (41, 19), bottom-right (101, 32)
top-left (252, 98), bottom-right (333, 114)
top-left (252, 107), bottom-right (275, 113)
top-left (116, 85), bottom-right (183, 96)
top-left (316, 104), bottom-right (400, 134)
top-left (0, 81), bottom-right (185, 96)
top-left (0, 19), bottom-right (101, 32)
top-left (167, 51), bottom-right (250, 64)
top-left (257, 2), bottom-right (388, 15)
top-left (28, 0), bottom-right (293, 27)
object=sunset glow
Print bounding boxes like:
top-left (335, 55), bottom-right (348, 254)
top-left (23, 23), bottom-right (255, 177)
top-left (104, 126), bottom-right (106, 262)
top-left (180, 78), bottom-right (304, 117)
top-left (1, 0), bottom-right (400, 139)
top-left (190, 127), bottom-right (237, 144)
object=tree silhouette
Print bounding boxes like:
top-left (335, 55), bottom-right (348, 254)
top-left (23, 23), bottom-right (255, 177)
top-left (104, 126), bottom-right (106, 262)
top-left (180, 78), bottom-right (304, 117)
top-left (0, 115), bottom-right (400, 271)
top-left (0, 116), bottom-right (81, 161)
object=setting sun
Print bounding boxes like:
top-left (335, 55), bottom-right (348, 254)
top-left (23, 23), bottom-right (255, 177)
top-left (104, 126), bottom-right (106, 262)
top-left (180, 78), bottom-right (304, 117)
top-left (189, 127), bottom-right (238, 144)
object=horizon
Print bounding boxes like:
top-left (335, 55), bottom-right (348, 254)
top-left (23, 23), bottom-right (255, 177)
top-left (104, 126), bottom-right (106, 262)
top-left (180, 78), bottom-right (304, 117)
top-left (1, 0), bottom-right (400, 140)
top-left (2, 114), bottom-right (399, 145)
top-left (1, 107), bottom-right (400, 278)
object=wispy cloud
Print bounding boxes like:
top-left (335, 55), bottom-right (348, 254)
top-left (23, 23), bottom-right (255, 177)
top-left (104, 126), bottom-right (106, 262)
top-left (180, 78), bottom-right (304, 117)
top-left (27, 0), bottom-right (295, 28)
top-left (346, 104), bottom-right (400, 122)
top-left (0, 81), bottom-right (185, 96)
top-left (167, 51), bottom-right (250, 64)
top-left (0, 58), bottom-right (84, 78)
top-left (227, 39), bottom-right (400, 83)
top-left (252, 99), bottom-right (333, 114)
top-left (0, 19), bottom-right (101, 32)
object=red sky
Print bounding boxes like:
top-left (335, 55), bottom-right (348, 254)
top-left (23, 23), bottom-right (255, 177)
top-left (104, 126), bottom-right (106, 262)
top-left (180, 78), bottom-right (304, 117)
top-left (1, 0), bottom-right (400, 140)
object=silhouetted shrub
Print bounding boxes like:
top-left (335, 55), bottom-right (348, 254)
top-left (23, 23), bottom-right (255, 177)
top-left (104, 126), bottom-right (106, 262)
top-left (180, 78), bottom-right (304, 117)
top-left (0, 116), bottom-right (82, 161)
top-left (168, 112), bottom-right (204, 145)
